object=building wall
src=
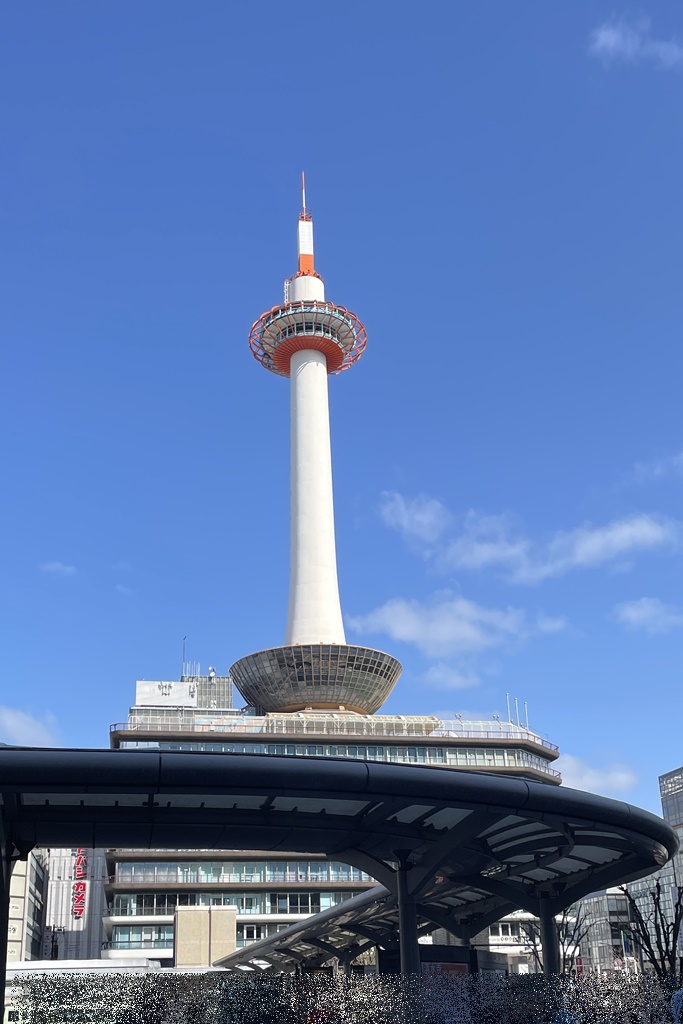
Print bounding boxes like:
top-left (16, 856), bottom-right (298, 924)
top-left (174, 906), bottom-right (236, 968)
top-left (6, 851), bottom-right (47, 964)
top-left (614, 764), bottom-right (683, 972)
top-left (43, 849), bottom-right (107, 960)
top-left (102, 852), bottom-right (370, 963)
top-left (577, 889), bottom-right (636, 974)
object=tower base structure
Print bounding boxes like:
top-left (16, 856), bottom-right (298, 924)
top-left (230, 644), bottom-right (402, 715)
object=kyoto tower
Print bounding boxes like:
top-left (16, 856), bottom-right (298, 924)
top-left (230, 179), bottom-right (402, 715)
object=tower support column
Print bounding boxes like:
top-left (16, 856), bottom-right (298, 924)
top-left (286, 348), bottom-right (345, 646)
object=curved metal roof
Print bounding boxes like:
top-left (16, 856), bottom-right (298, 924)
top-left (0, 746), bottom-right (675, 959)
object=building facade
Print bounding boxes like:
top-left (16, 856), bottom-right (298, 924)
top-left (42, 849), bottom-right (107, 962)
top-left (617, 764), bottom-right (683, 972)
top-left (6, 851), bottom-right (47, 966)
top-left (98, 672), bottom-right (561, 965)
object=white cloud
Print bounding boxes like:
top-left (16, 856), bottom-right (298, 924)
top-left (0, 707), bottom-right (60, 747)
top-left (347, 593), bottom-right (553, 658)
top-left (589, 17), bottom-right (683, 70)
top-left (633, 451), bottom-right (683, 482)
top-left (439, 509), bottom-right (677, 584)
top-left (379, 492), bottom-right (451, 544)
top-left (115, 583), bottom-right (133, 595)
top-left (536, 614), bottom-right (568, 634)
top-left (40, 560), bottom-right (77, 576)
top-left (379, 494), bottom-right (678, 585)
top-left (440, 512), bottom-right (529, 572)
top-left (614, 597), bottom-right (683, 634)
top-left (423, 663), bottom-right (481, 690)
top-left (532, 514), bottom-right (677, 580)
top-left (558, 753), bottom-right (637, 796)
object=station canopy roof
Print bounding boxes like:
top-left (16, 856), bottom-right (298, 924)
top-left (0, 746), bottom-right (675, 965)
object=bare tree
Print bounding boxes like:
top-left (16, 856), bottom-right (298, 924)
top-left (620, 877), bottom-right (683, 986)
top-left (522, 906), bottom-right (591, 973)
top-left (559, 906), bottom-right (592, 974)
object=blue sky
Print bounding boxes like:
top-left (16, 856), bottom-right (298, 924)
top-left (1, 3), bottom-right (682, 814)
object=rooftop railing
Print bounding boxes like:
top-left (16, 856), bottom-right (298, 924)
top-left (110, 716), bottom-right (558, 752)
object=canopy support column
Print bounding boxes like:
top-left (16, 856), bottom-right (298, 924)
top-left (539, 897), bottom-right (560, 975)
top-left (397, 863), bottom-right (421, 976)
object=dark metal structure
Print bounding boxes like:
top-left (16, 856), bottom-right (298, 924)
top-left (0, 747), bottom-right (676, 1003)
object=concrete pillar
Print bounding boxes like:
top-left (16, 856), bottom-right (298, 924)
top-left (397, 865), bottom-right (421, 976)
top-left (286, 349), bottom-right (345, 646)
top-left (539, 899), bottom-right (560, 975)
top-left (175, 906), bottom-right (237, 968)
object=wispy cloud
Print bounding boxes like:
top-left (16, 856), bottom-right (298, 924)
top-left (40, 561), bottom-right (77, 576)
top-left (633, 451), bottom-right (683, 483)
top-left (423, 663), bottom-right (481, 690)
top-left (381, 496), bottom-right (678, 585)
top-left (347, 592), bottom-right (561, 659)
top-left (511, 514), bottom-right (678, 583)
top-left (439, 512), bottom-right (529, 574)
top-left (589, 17), bottom-right (683, 70)
top-left (614, 597), bottom-right (683, 634)
top-left (558, 753), bottom-right (637, 796)
top-left (115, 583), bottom-right (133, 595)
top-left (0, 707), bottom-right (60, 746)
top-left (379, 492), bottom-right (451, 545)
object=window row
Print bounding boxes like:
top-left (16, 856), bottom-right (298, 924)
top-left (109, 925), bottom-right (174, 949)
top-left (119, 739), bottom-right (553, 773)
top-left (489, 922), bottom-right (524, 938)
top-left (237, 923), bottom-right (288, 947)
top-left (110, 891), bottom-right (350, 916)
top-left (113, 860), bottom-right (372, 884)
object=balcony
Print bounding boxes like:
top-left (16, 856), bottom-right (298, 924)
top-left (101, 939), bottom-right (173, 960)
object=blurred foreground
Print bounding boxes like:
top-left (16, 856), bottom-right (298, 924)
top-left (10, 971), bottom-right (683, 1024)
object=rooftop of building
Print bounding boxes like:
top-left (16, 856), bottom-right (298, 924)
top-left (111, 677), bottom-right (561, 784)
top-left (114, 711), bottom-right (555, 743)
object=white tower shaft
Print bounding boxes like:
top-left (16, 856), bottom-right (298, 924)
top-left (285, 348), bottom-right (346, 646)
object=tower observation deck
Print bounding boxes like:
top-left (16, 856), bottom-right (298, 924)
top-left (231, 179), bottom-right (401, 715)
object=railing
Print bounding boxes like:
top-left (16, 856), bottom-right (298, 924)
top-left (110, 717), bottom-right (558, 751)
top-left (102, 939), bottom-right (172, 950)
top-left (107, 904), bottom-right (324, 917)
top-left (107, 906), bottom-right (176, 917)
top-left (108, 871), bottom-right (371, 885)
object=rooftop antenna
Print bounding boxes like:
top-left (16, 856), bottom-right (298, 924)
top-left (301, 171), bottom-right (307, 218)
top-left (182, 636), bottom-right (187, 677)
top-left (514, 696), bottom-right (520, 727)
top-left (524, 700), bottom-right (529, 731)
top-left (505, 693), bottom-right (512, 723)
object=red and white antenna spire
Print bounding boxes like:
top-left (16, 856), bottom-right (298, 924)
top-left (297, 171), bottom-right (315, 277)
